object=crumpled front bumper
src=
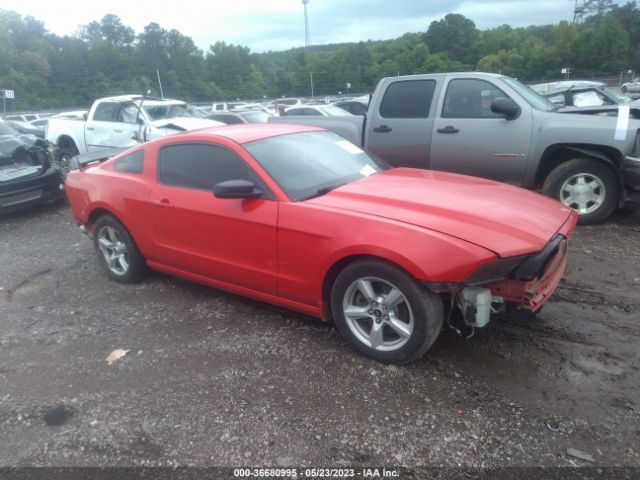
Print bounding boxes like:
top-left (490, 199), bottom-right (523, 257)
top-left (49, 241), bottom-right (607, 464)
top-left (485, 237), bottom-right (569, 312)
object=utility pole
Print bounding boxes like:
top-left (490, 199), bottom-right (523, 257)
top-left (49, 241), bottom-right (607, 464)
top-left (157, 69), bottom-right (164, 99)
top-left (303, 0), bottom-right (313, 97)
top-left (302, 0), bottom-right (311, 47)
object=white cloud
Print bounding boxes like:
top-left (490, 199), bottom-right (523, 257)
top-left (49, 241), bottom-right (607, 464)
top-left (0, 0), bottom-right (626, 52)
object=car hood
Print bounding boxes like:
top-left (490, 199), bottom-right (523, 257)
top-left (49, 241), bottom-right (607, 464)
top-left (152, 117), bottom-right (223, 131)
top-left (309, 168), bottom-right (573, 257)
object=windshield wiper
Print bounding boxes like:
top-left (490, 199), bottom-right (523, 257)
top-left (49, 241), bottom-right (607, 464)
top-left (301, 183), bottom-right (346, 201)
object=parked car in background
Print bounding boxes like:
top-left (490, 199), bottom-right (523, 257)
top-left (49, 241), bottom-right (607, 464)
top-left (46, 95), bottom-right (223, 169)
top-left (4, 112), bottom-right (52, 123)
top-left (333, 96), bottom-right (370, 115)
top-left (5, 119), bottom-right (45, 138)
top-left (621, 77), bottom-right (640, 94)
top-left (65, 123), bottom-right (577, 364)
top-left (51, 110), bottom-right (88, 120)
top-left (207, 110), bottom-right (271, 124)
top-left (271, 72), bottom-right (640, 224)
top-left (211, 101), bottom-right (249, 112)
top-left (283, 105), bottom-right (353, 116)
top-left (0, 119), bottom-right (64, 213)
top-left (530, 81), bottom-right (639, 108)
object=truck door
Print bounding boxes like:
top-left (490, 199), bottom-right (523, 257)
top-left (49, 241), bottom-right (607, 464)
top-left (85, 102), bottom-right (119, 150)
top-left (365, 79), bottom-right (438, 169)
top-left (429, 78), bottom-right (532, 185)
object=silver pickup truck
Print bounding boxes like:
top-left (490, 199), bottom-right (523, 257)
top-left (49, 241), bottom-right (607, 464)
top-left (271, 72), bottom-right (640, 224)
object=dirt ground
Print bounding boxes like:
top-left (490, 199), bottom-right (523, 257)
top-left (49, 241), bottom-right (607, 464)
top-left (0, 201), bottom-right (639, 471)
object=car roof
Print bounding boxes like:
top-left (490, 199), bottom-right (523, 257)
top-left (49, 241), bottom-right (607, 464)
top-left (196, 123), bottom-right (324, 144)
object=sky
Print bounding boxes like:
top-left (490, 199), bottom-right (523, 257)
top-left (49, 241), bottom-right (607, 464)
top-left (0, 0), bottom-right (630, 53)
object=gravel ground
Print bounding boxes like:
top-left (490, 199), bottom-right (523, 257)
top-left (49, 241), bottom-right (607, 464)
top-left (0, 201), bottom-right (639, 470)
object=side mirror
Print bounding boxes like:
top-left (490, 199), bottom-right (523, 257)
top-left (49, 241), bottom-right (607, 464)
top-left (83, 113), bottom-right (88, 120)
top-left (491, 98), bottom-right (521, 120)
top-left (213, 179), bottom-right (263, 199)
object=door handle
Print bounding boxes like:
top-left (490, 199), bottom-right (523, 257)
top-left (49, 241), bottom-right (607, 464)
top-left (114, 129), bottom-right (123, 133)
top-left (437, 126), bottom-right (460, 134)
top-left (373, 125), bottom-right (392, 133)
top-left (86, 127), bottom-right (95, 131)
top-left (153, 199), bottom-right (173, 211)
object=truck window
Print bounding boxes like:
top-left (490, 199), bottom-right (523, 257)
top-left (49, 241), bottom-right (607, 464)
top-left (379, 80), bottom-right (435, 118)
top-left (118, 102), bottom-right (139, 124)
top-left (93, 102), bottom-right (120, 122)
top-left (442, 79), bottom-right (509, 119)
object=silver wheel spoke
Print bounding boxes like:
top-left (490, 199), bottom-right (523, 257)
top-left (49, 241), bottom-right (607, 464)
top-left (344, 305), bottom-right (370, 320)
top-left (98, 237), bottom-right (113, 249)
top-left (384, 288), bottom-right (403, 307)
top-left (118, 254), bottom-right (129, 272)
top-left (356, 279), bottom-right (376, 302)
top-left (387, 314), bottom-right (411, 339)
top-left (369, 322), bottom-right (384, 349)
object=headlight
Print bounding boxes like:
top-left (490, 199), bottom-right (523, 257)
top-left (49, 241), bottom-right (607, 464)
top-left (465, 255), bottom-right (528, 285)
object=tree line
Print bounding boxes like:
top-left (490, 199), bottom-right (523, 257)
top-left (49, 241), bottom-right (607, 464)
top-left (0, 0), bottom-right (638, 110)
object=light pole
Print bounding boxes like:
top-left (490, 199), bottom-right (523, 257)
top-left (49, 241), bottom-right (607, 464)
top-left (302, 0), bottom-right (310, 48)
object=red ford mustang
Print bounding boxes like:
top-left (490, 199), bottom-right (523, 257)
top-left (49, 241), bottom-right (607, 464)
top-left (65, 124), bottom-right (577, 364)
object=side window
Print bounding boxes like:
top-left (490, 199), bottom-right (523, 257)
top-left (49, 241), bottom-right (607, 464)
top-left (158, 143), bottom-right (253, 191)
top-left (379, 80), bottom-right (436, 118)
top-left (115, 150), bottom-right (144, 174)
top-left (93, 102), bottom-right (120, 122)
top-left (287, 108), bottom-right (304, 116)
top-left (442, 79), bottom-right (510, 118)
top-left (118, 103), bottom-right (139, 124)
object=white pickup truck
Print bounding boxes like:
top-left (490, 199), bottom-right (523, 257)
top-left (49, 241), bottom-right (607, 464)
top-left (46, 95), bottom-right (221, 166)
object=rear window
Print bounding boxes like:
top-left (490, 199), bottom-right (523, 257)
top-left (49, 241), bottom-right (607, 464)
top-left (379, 80), bottom-right (436, 118)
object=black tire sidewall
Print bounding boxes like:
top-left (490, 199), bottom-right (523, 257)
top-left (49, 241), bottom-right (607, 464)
top-left (93, 215), bottom-right (146, 283)
top-left (543, 158), bottom-right (619, 225)
top-left (330, 260), bottom-right (443, 364)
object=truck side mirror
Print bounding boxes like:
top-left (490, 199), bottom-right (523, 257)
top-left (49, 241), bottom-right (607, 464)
top-left (491, 98), bottom-right (521, 120)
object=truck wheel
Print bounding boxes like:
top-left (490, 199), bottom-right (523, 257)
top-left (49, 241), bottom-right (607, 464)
top-left (58, 144), bottom-right (79, 174)
top-left (330, 259), bottom-right (443, 364)
top-left (542, 158), bottom-right (619, 225)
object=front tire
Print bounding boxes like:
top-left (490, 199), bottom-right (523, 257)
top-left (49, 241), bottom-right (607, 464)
top-left (93, 215), bottom-right (147, 283)
top-left (542, 158), bottom-right (619, 225)
top-left (331, 259), bottom-right (443, 364)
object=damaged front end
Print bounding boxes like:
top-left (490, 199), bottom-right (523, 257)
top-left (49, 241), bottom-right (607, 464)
top-left (427, 217), bottom-right (576, 335)
top-left (0, 127), bottom-right (64, 213)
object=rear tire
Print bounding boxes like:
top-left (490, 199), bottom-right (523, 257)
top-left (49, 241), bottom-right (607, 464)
top-left (93, 215), bottom-right (146, 283)
top-left (330, 259), bottom-right (443, 364)
top-left (542, 158), bottom-right (619, 225)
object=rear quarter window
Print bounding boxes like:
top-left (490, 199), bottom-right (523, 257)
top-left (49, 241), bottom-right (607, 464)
top-left (114, 150), bottom-right (144, 174)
